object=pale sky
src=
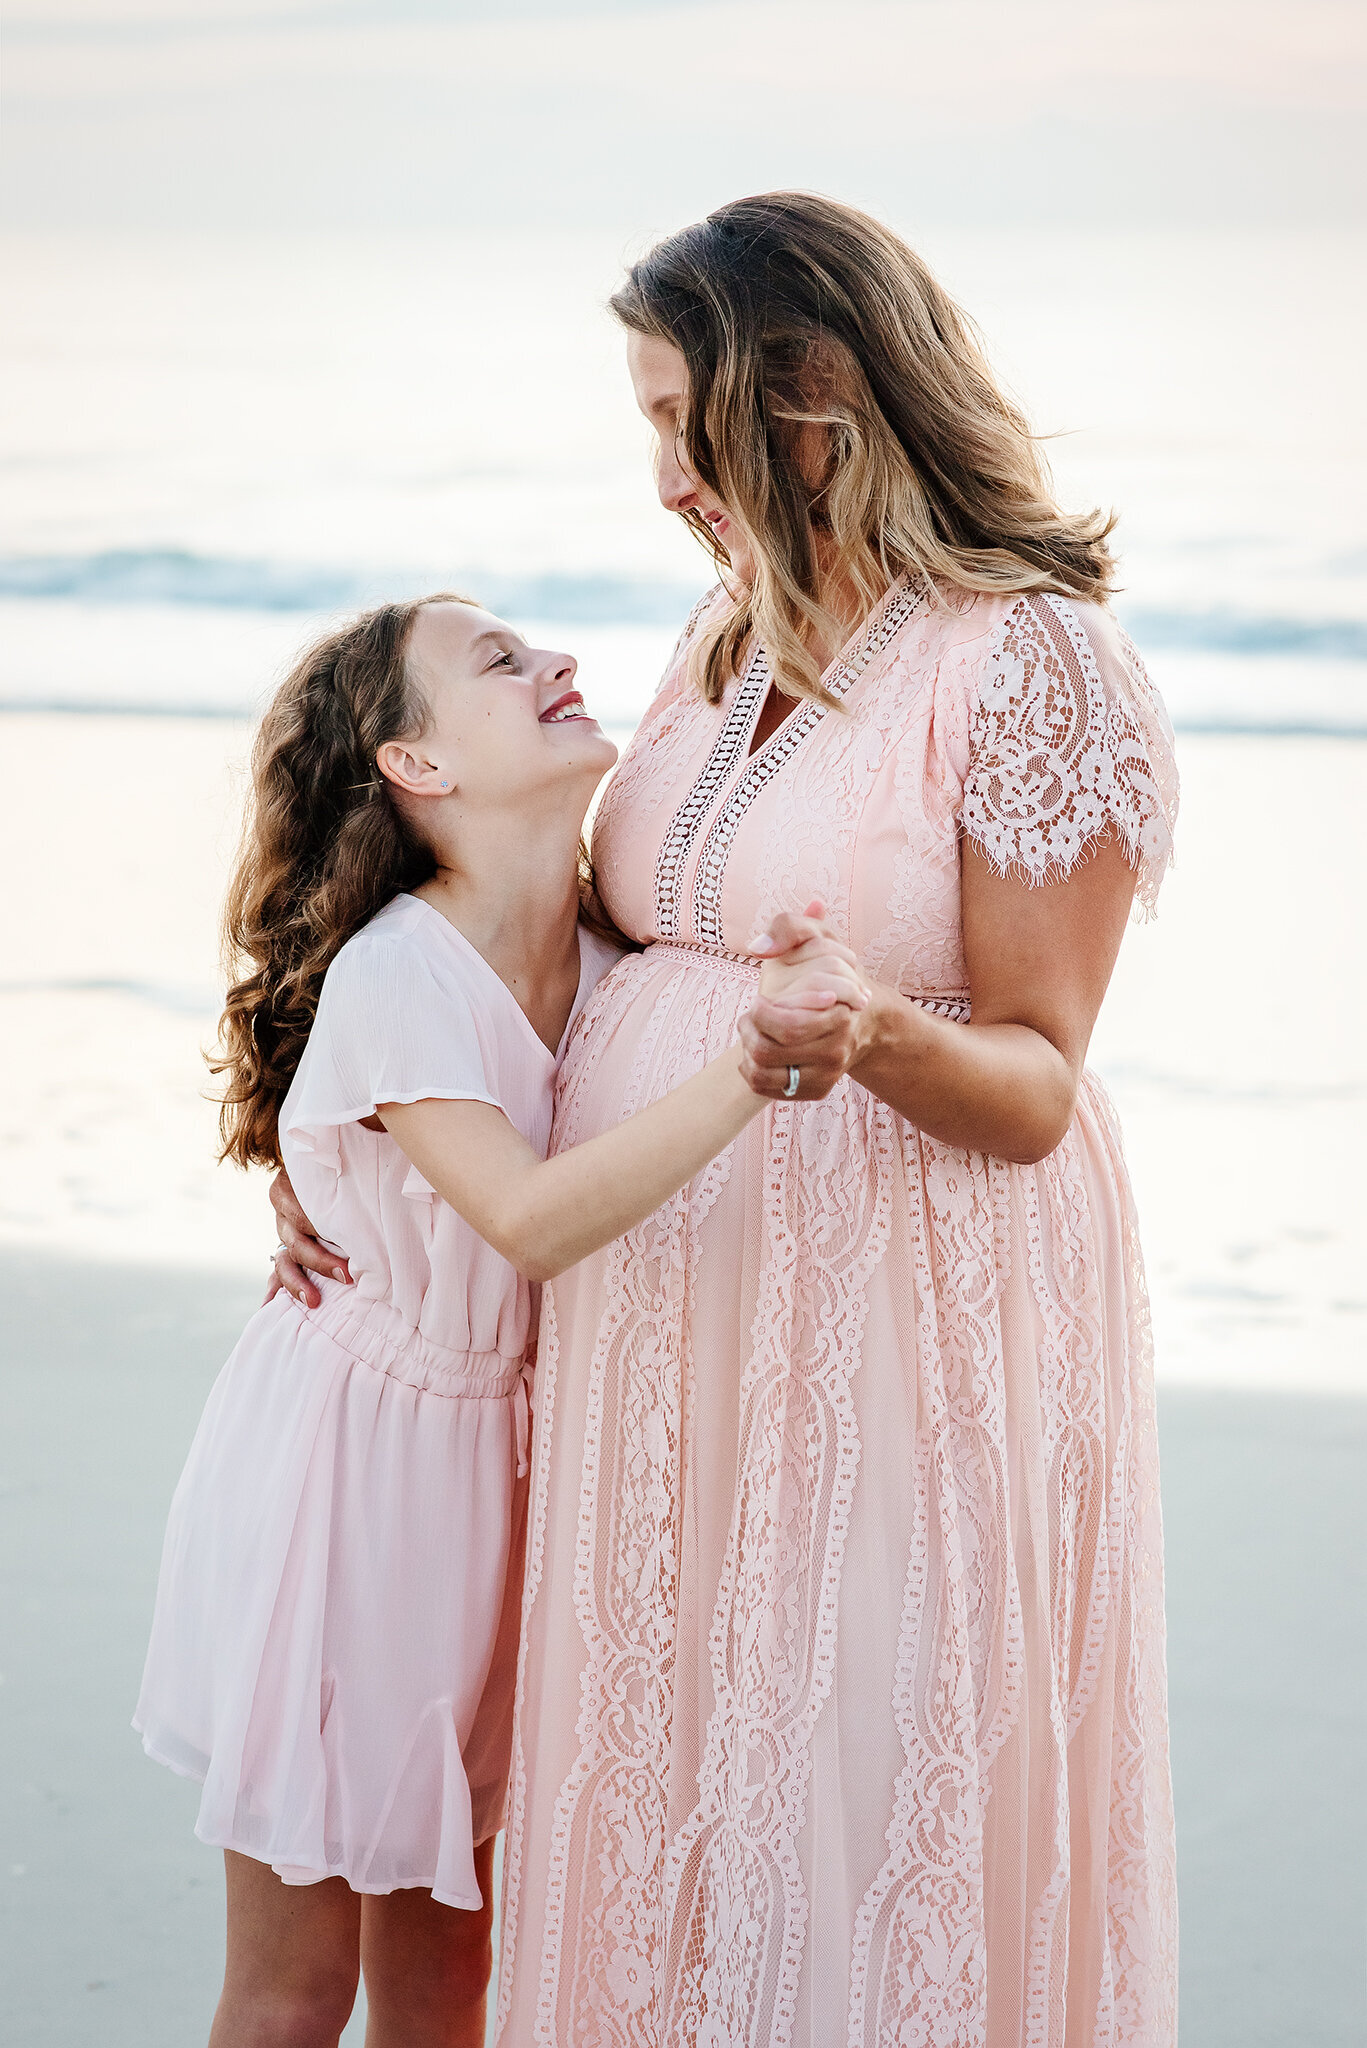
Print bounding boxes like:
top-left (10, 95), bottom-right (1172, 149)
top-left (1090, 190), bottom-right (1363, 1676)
top-left (3, 0), bottom-right (1364, 234)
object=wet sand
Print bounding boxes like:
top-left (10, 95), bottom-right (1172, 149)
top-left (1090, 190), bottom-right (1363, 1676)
top-left (1, 1245), bottom-right (1363, 2046)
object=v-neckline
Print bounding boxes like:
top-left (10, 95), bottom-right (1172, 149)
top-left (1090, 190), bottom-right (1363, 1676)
top-left (650, 575), bottom-right (925, 946)
top-left (737, 574), bottom-right (912, 766)
top-left (401, 895), bottom-right (590, 1064)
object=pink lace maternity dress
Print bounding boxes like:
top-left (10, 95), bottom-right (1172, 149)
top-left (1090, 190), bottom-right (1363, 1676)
top-left (498, 582), bottom-right (1181, 2046)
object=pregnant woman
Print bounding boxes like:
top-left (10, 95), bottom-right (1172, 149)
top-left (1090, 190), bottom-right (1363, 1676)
top-left (275, 192), bottom-right (1180, 2045)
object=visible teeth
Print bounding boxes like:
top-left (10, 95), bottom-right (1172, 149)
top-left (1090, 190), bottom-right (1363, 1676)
top-left (545, 704), bottom-right (583, 722)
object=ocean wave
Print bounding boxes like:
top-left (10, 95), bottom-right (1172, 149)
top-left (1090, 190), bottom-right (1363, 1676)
top-left (3, 550), bottom-right (1367, 659)
top-left (0, 551), bottom-right (706, 626)
top-left (1121, 606), bottom-right (1367, 662)
top-left (0, 976), bottom-right (219, 1016)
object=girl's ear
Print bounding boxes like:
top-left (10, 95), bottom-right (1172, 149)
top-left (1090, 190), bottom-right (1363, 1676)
top-left (376, 740), bottom-right (449, 798)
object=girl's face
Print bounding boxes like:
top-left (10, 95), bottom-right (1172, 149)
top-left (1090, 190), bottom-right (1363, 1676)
top-left (627, 332), bottom-right (757, 588)
top-left (379, 601), bottom-right (616, 817)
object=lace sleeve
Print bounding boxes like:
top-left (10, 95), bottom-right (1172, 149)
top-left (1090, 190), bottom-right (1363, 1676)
top-left (961, 592), bottom-right (1178, 916)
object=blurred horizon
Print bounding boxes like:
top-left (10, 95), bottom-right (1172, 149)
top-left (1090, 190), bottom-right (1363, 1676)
top-left (4, 0), bottom-right (1365, 235)
top-left (5, 0), bottom-right (1366, 731)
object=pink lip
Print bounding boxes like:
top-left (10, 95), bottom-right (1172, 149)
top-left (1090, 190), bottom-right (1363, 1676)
top-left (539, 690), bottom-right (591, 724)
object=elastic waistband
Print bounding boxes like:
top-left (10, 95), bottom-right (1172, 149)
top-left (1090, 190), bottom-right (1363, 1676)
top-left (644, 938), bottom-right (760, 978)
top-left (287, 1284), bottom-right (528, 1403)
top-left (643, 941), bottom-right (971, 1022)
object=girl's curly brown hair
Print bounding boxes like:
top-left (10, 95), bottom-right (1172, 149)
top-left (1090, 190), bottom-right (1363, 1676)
top-left (211, 594), bottom-right (627, 1173)
top-left (211, 596), bottom-right (446, 1170)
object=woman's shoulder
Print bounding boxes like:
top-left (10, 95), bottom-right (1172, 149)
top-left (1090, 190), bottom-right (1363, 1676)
top-left (650, 582), bottom-right (728, 704)
top-left (679, 581), bottom-right (729, 643)
top-left (927, 583), bottom-right (1111, 656)
top-left (930, 585), bottom-right (1155, 679)
top-left (927, 587), bottom-right (1168, 730)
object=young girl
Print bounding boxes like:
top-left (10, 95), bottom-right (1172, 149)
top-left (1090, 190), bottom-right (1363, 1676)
top-left (134, 593), bottom-right (863, 2048)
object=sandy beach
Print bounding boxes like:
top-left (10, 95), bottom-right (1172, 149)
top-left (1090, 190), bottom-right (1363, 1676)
top-left (2, 1246), bottom-right (1362, 2047)
top-left (0, 707), bottom-right (1364, 2043)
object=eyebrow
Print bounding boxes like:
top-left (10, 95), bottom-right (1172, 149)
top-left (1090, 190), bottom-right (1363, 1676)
top-left (466, 627), bottom-right (525, 656)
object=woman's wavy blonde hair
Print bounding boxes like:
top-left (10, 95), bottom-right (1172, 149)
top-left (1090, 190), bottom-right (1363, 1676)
top-left (212, 595), bottom-right (624, 1172)
top-left (610, 191), bottom-right (1116, 707)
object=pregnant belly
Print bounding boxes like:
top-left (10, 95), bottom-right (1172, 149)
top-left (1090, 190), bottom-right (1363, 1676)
top-left (551, 941), bottom-right (762, 1150)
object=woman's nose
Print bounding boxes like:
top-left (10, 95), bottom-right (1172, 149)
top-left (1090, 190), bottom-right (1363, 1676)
top-left (656, 441), bottom-right (696, 516)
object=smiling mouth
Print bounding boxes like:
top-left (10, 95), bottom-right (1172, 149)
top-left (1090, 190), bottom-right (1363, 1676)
top-left (539, 691), bottom-right (592, 725)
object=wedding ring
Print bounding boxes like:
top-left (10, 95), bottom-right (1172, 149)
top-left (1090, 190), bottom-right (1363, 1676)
top-left (783, 1065), bottom-right (801, 1098)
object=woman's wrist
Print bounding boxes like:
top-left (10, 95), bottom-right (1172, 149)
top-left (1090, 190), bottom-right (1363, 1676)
top-left (848, 977), bottom-right (923, 1085)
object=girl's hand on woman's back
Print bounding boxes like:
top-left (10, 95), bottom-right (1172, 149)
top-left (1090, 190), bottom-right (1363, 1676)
top-left (739, 900), bottom-right (874, 1100)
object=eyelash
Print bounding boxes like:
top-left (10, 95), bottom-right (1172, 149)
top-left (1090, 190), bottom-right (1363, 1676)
top-left (493, 650), bottom-right (516, 669)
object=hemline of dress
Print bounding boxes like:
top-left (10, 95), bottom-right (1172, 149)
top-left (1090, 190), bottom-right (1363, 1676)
top-left (134, 1721), bottom-right (493, 1912)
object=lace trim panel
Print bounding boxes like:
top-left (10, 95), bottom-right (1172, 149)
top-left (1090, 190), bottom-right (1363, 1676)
top-left (847, 1136), bottom-right (1022, 2045)
top-left (525, 963), bottom-right (744, 2048)
top-left (662, 1083), bottom-right (901, 2046)
top-left (494, 958), bottom-right (631, 2041)
top-left (693, 581), bottom-right (928, 947)
top-left (652, 642), bottom-right (770, 940)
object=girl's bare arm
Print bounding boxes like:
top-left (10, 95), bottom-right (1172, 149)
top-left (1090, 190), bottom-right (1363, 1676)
top-left (377, 1047), bottom-right (766, 1283)
top-left (269, 956), bottom-right (866, 1300)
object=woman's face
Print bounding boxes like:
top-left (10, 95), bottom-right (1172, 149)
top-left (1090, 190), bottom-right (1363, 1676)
top-left (627, 332), bottom-right (756, 588)
top-left (379, 601), bottom-right (617, 820)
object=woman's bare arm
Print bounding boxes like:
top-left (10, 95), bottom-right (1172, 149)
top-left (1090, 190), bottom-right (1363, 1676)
top-left (739, 837), bottom-right (1136, 1164)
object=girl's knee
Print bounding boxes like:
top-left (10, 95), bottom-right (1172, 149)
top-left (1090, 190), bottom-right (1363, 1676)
top-left (214, 1971), bottom-right (358, 2048)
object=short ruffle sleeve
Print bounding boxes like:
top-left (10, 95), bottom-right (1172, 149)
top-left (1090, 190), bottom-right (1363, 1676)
top-left (281, 927), bottom-right (501, 1174)
top-left (961, 592), bottom-right (1178, 916)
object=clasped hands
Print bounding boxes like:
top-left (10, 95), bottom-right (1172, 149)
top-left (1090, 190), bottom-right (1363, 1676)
top-left (737, 896), bottom-right (877, 1102)
top-left (268, 898), bottom-right (873, 1306)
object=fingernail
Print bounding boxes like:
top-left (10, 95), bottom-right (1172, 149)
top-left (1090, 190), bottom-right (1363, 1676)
top-left (332, 1268), bottom-right (346, 1282)
top-left (749, 936), bottom-right (774, 955)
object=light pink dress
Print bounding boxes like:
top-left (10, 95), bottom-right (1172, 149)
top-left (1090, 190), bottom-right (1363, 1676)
top-left (135, 894), bottom-right (617, 1908)
top-left (498, 583), bottom-right (1181, 2044)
